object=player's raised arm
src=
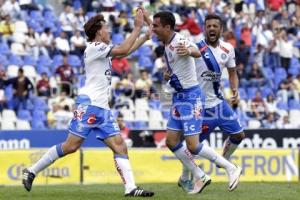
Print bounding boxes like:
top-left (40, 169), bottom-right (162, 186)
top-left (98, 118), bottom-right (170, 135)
top-left (110, 10), bottom-right (144, 57)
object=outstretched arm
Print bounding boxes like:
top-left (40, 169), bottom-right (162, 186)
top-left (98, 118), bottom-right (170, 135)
top-left (110, 10), bottom-right (144, 57)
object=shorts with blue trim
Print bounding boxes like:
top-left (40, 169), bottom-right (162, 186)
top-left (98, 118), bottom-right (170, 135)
top-left (200, 100), bottom-right (244, 142)
top-left (167, 86), bottom-right (205, 136)
top-left (68, 95), bottom-right (120, 140)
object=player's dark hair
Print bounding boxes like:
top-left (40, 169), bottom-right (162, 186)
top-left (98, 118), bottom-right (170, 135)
top-left (84, 14), bottom-right (106, 42)
top-left (153, 11), bottom-right (175, 30)
top-left (204, 14), bottom-right (223, 27)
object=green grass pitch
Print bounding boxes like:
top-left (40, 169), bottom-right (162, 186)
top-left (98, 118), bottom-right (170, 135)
top-left (0, 182), bottom-right (299, 200)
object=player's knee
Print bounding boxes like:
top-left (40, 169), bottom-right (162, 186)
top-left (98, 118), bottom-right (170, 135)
top-left (166, 137), bottom-right (177, 149)
top-left (62, 142), bottom-right (80, 154)
top-left (232, 132), bottom-right (245, 141)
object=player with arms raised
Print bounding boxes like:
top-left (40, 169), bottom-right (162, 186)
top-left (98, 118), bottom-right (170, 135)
top-left (22, 10), bottom-right (154, 197)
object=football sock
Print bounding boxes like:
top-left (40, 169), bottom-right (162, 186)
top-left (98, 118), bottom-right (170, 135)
top-left (222, 137), bottom-right (241, 160)
top-left (191, 143), bottom-right (235, 171)
top-left (170, 142), bottom-right (205, 180)
top-left (28, 144), bottom-right (65, 175)
top-left (114, 155), bottom-right (136, 194)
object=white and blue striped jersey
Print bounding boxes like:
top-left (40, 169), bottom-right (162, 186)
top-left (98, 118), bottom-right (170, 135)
top-left (164, 33), bottom-right (199, 92)
top-left (78, 42), bottom-right (114, 109)
top-left (195, 40), bottom-right (236, 108)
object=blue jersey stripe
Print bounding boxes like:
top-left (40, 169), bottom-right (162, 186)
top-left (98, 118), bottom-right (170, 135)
top-left (197, 41), bottom-right (223, 99)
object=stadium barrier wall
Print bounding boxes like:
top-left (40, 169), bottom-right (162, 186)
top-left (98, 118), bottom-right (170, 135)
top-left (0, 149), bottom-right (299, 185)
top-left (1, 129), bottom-right (300, 149)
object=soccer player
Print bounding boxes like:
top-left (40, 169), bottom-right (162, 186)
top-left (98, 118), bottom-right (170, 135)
top-left (176, 14), bottom-right (245, 192)
top-left (151, 11), bottom-right (241, 194)
top-left (22, 11), bottom-right (154, 197)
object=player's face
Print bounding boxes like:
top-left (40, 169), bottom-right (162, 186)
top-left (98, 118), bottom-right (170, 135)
top-left (205, 19), bottom-right (222, 44)
top-left (99, 24), bottom-right (110, 44)
top-left (152, 18), bottom-right (168, 42)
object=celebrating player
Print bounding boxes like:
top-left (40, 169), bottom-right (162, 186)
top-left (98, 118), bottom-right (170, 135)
top-left (22, 10), bottom-right (154, 197)
top-left (151, 11), bottom-right (242, 194)
top-left (176, 14), bottom-right (245, 192)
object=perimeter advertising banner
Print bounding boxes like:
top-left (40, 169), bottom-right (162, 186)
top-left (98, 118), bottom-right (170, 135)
top-left (0, 150), bottom-right (80, 185)
top-left (83, 149), bottom-right (299, 183)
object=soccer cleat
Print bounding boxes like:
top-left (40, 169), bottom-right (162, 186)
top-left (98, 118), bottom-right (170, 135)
top-left (22, 168), bottom-right (35, 192)
top-left (228, 165), bottom-right (242, 191)
top-left (124, 187), bottom-right (154, 197)
top-left (177, 177), bottom-right (194, 192)
top-left (188, 174), bottom-right (211, 194)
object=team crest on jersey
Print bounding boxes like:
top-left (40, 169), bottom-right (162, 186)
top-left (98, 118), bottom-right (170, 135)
top-left (221, 53), bottom-right (227, 60)
top-left (74, 105), bottom-right (87, 121)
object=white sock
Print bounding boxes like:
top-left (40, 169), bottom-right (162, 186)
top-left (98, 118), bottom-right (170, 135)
top-left (171, 143), bottom-right (205, 180)
top-left (28, 144), bottom-right (64, 175)
top-left (195, 143), bottom-right (235, 171)
top-left (181, 165), bottom-right (191, 181)
top-left (114, 155), bottom-right (136, 194)
top-left (222, 137), bottom-right (239, 160)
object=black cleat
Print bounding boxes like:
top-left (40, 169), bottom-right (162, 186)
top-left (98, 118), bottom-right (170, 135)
top-left (125, 187), bottom-right (154, 197)
top-left (22, 168), bottom-right (35, 192)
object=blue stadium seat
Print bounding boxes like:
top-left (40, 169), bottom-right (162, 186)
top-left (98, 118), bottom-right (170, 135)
top-left (33, 98), bottom-right (49, 111)
top-left (23, 55), bottom-right (37, 66)
top-left (9, 54), bottom-right (23, 66)
top-left (31, 120), bottom-right (46, 129)
top-left (112, 33), bottom-right (124, 45)
top-left (125, 121), bottom-right (134, 129)
top-left (288, 67), bottom-right (299, 76)
top-left (43, 10), bottom-right (57, 22)
top-left (134, 121), bottom-right (149, 129)
top-left (86, 11), bottom-right (96, 19)
top-left (18, 110), bottom-right (32, 121)
top-left (138, 45), bottom-right (153, 57)
top-left (260, 86), bottom-right (273, 98)
top-left (73, 0), bottom-right (82, 11)
top-left (4, 86), bottom-right (13, 101)
top-left (27, 19), bottom-right (43, 33)
top-left (263, 68), bottom-right (274, 80)
top-left (32, 110), bottom-right (47, 121)
top-left (162, 110), bottom-right (170, 119)
top-left (149, 99), bottom-right (161, 110)
top-left (276, 101), bottom-right (289, 110)
top-left (0, 55), bottom-right (9, 66)
top-left (238, 88), bottom-right (247, 100)
top-left (288, 99), bottom-right (300, 109)
top-left (0, 42), bottom-right (10, 55)
top-left (25, 100), bottom-right (34, 110)
top-left (38, 55), bottom-right (52, 67)
top-left (138, 56), bottom-right (154, 70)
top-left (30, 11), bottom-right (44, 22)
top-left (68, 54), bottom-right (82, 68)
top-left (247, 87), bottom-right (257, 99)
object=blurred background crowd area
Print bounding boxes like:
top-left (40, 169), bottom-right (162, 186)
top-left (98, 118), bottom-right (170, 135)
top-left (0, 0), bottom-right (300, 132)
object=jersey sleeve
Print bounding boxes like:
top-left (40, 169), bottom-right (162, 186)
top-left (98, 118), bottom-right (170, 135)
top-left (226, 44), bottom-right (236, 68)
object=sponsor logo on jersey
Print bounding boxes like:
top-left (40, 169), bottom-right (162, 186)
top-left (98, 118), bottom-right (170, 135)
top-left (87, 114), bottom-right (97, 124)
top-left (200, 71), bottom-right (221, 82)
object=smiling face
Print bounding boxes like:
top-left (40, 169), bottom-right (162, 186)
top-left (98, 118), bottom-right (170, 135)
top-left (205, 19), bottom-right (222, 46)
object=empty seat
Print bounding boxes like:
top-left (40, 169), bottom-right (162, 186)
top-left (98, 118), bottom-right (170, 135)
top-left (17, 110), bottom-right (32, 121)
top-left (16, 119), bottom-right (31, 130)
top-left (120, 109), bottom-right (134, 121)
top-left (1, 121), bottom-right (16, 130)
top-left (248, 119), bottom-right (261, 129)
top-left (7, 65), bottom-right (19, 78)
top-left (135, 109), bottom-right (149, 121)
top-left (2, 109), bottom-right (17, 122)
top-left (149, 120), bottom-right (163, 130)
top-left (149, 109), bottom-right (163, 121)
top-left (135, 98), bottom-right (150, 111)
